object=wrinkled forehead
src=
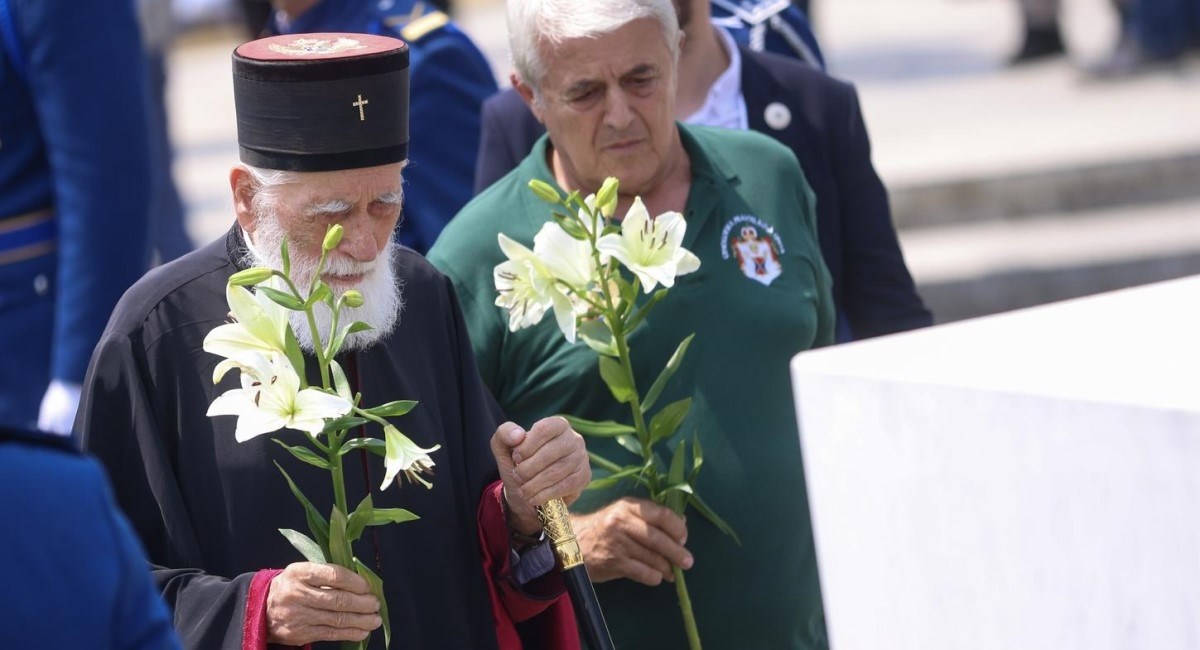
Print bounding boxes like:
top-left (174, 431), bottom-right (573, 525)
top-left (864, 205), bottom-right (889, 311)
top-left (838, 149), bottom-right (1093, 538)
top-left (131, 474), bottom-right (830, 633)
top-left (275, 162), bottom-right (406, 202)
top-left (537, 18), bottom-right (675, 88)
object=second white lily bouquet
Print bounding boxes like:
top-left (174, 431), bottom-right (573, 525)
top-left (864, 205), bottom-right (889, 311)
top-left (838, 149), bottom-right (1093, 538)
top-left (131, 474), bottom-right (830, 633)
top-left (204, 224), bottom-right (437, 650)
top-left (495, 177), bottom-right (738, 650)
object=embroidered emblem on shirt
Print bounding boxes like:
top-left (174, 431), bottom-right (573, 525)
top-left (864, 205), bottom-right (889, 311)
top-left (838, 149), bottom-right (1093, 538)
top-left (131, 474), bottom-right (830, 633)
top-left (268, 37), bottom-right (366, 56)
top-left (720, 215), bottom-right (784, 286)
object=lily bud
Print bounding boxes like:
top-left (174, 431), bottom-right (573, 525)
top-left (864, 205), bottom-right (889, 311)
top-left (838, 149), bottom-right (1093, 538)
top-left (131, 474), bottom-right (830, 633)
top-left (322, 224), bottom-right (344, 252)
top-left (228, 267), bottom-right (274, 286)
top-left (595, 176), bottom-right (619, 219)
top-left (341, 290), bottom-right (365, 308)
top-left (528, 179), bottom-right (561, 204)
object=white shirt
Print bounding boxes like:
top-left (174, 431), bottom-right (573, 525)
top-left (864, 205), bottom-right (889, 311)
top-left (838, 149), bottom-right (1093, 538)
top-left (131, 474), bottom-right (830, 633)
top-left (682, 26), bottom-right (749, 131)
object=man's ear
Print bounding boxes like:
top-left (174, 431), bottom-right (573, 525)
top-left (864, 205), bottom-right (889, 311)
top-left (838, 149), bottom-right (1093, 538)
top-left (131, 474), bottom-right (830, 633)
top-left (230, 166), bottom-right (257, 234)
top-left (512, 73), bottom-right (545, 124)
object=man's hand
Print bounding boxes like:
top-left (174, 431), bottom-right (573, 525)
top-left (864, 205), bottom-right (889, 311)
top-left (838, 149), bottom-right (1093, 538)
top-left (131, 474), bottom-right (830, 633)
top-left (571, 497), bottom-right (693, 586)
top-left (492, 418), bottom-right (590, 536)
top-left (266, 562), bottom-right (382, 645)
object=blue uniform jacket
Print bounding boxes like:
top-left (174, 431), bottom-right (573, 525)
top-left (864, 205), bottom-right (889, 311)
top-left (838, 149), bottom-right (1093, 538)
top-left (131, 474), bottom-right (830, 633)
top-left (711, 0), bottom-right (825, 69)
top-left (472, 46), bottom-right (932, 341)
top-left (269, 0), bottom-right (497, 254)
top-left (0, 0), bottom-right (151, 424)
top-left (0, 426), bottom-right (179, 649)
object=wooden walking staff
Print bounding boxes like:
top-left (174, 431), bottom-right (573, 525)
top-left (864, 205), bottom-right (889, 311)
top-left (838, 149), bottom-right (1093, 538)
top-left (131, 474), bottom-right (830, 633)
top-left (538, 498), bottom-right (615, 650)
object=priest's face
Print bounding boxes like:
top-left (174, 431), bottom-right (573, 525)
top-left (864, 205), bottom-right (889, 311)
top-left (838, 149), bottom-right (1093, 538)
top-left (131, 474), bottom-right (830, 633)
top-left (523, 18), bottom-right (680, 198)
top-left (251, 163), bottom-right (404, 288)
top-left (235, 162), bottom-right (406, 351)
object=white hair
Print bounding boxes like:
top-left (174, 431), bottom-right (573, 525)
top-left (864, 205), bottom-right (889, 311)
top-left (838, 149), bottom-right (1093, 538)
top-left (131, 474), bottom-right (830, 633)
top-left (507, 0), bottom-right (680, 94)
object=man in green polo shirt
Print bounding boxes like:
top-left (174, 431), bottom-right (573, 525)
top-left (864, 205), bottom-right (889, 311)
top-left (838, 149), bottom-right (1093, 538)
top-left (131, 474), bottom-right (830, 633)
top-left (429, 0), bottom-right (834, 647)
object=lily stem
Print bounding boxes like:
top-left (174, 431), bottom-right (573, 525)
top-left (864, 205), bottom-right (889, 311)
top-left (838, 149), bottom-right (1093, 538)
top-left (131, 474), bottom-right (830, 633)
top-left (673, 565), bottom-right (702, 650)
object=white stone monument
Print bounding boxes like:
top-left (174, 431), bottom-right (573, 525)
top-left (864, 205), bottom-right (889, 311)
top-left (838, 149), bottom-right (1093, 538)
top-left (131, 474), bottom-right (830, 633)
top-left (791, 276), bottom-right (1200, 650)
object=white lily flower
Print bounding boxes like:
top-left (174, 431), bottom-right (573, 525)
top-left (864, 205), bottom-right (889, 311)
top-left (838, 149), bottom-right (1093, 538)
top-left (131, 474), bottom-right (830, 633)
top-left (596, 198), bottom-right (701, 292)
top-left (207, 352), bottom-right (352, 442)
top-left (533, 222), bottom-right (597, 343)
top-left (494, 234), bottom-right (555, 332)
top-left (380, 424), bottom-right (441, 490)
top-left (203, 278), bottom-right (291, 362)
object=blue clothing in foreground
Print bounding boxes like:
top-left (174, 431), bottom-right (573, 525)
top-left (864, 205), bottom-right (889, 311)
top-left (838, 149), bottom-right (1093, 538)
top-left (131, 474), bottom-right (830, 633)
top-left (269, 0), bottom-right (497, 254)
top-left (0, 0), bottom-right (152, 427)
top-left (0, 426), bottom-right (180, 650)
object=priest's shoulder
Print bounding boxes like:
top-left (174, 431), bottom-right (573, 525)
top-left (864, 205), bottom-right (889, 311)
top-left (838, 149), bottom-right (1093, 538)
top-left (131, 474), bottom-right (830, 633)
top-left (106, 235), bottom-right (234, 333)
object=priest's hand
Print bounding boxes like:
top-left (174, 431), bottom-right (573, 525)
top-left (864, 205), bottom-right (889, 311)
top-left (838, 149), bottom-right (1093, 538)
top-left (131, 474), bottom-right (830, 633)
top-left (571, 497), bottom-right (693, 586)
top-left (267, 562), bottom-right (382, 645)
top-left (493, 418), bottom-right (590, 536)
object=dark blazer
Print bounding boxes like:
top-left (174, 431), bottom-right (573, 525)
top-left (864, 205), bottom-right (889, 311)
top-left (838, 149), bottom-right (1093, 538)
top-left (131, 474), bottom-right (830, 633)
top-left (472, 46), bottom-right (932, 340)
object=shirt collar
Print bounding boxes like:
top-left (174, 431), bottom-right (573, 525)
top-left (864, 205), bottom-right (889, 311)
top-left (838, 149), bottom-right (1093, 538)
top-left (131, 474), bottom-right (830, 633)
top-left (682, 26), bottom-right (748, 131)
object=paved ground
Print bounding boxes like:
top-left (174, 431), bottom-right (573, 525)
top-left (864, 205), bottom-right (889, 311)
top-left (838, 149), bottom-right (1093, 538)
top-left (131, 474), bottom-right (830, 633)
top-left (167, 0), bottom-right (1200, 321)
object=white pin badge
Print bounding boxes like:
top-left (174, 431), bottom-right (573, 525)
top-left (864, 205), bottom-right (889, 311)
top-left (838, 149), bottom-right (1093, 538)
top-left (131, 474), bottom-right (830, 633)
top-left (764, 102), bottom-right (791, 130)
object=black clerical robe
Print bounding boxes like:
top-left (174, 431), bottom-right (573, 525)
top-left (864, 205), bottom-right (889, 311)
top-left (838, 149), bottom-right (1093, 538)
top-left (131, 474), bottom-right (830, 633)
top-left (78, 229), bottom-right (572, 650)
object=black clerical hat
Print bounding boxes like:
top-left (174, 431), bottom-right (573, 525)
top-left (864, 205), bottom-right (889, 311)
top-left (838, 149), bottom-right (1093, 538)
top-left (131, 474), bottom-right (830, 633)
top-left (232, 33), bottom-right (409, 172)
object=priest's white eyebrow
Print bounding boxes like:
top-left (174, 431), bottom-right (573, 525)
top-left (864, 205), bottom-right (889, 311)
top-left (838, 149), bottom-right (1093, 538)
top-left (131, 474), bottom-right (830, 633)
top-left (303, 191), bottom-right (401, 217)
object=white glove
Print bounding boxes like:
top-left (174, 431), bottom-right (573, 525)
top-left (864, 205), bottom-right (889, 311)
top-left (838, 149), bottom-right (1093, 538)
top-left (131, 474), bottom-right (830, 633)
top-left (37, 380), bottom-right (82, 436)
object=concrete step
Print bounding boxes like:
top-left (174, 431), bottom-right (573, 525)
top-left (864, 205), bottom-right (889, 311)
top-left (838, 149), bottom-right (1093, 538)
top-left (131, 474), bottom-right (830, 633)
top-left (902, 198), bottom-right (1200, 323)
top-left (889, 150), bottom-right (1200, 230)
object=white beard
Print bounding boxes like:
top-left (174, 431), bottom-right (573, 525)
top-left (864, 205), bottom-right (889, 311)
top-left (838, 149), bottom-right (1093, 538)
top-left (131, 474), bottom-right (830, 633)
top-left (242, 212), bottom-right (403, 354)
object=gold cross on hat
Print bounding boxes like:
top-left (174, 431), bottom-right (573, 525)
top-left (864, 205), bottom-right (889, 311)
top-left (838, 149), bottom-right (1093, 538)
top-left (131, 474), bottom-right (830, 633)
top-left (352, 94), bottom-right (369, 121)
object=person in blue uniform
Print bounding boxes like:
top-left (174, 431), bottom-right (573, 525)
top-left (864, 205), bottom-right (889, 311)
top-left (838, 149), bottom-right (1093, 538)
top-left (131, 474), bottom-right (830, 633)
top-left (0, 425), bottom-right (180, 650)
top-left (710, 0), bottom-right (824, 69)
top-left (267, 0), bottom-right (497, 254)
top-left (473, 0), bottom-right (931, 342)
top-left (0, 0), bottom-right (152, 433)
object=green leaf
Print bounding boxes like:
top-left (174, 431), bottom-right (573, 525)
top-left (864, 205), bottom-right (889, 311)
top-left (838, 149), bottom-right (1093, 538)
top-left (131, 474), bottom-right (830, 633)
top-left (364, 400), bottom-right (418, 418)
top-left (551, 211), bottom-right (588, 240)
top-left (667, 439), bottom-right (686, 485)
top-left (328, 506), bottom-right (352, 567)
top-left (688, 492), bottom-right (741, 546)
top-left (258, 285), bottom-right (305, 311)
top-left (601, 224), bottom-right (621, 237)
top-left (280, 238), bottom-right (291, 276)
top-left (323, 415), bottom-right (368, 434)
top-left (306, 282), bottom-right (332, 308)
top-left (649, 397), bottom-right (692, 446)
top-left (689, 434), bottom-right (703, 483)
top-left (625, 288), bottom-right (668, 333)
top-left (578, 319), bottom-right (618, 357)
top-left (340, 437), bottom-right (386, 457)
top-left (561, 414), bottom-right (637, 437)
top-left (284, 325), bottom-right (307, 390)
top-left (586, 466), bottom-right (642, 491)
top-left (345, 494), bottom-right (374, 543)
top-left (369, 508), bottom-right (420, 525)
top-left (588, 451), bottom-right (623, 473)
top-left (274, 462), bottom-right (330, 555)
top-left (641, 333), bottom-right (695, 414)
top-left (598, 356), bottom-right (636, 404)
top-left (614, 434), bottom-right (642, 458)
top-left (272, 439), bottom-right (333, 470)
top-left (279, 528), bottom-right (326, 563)
top-left (330, 360), bottom-right (353, 402)
top-left (352, 558), bottom-right (391, 649)
top-left (329, 321), bottom-right (373, 360)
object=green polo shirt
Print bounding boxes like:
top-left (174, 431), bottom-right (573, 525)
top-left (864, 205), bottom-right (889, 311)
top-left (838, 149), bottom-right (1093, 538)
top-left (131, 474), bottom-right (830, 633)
top-left (430, 124), bottom-right (835, 649)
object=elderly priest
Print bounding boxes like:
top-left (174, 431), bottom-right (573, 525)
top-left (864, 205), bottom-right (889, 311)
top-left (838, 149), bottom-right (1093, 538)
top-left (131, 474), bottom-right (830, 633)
top-left (77, 33), bottom-right (587, 650)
